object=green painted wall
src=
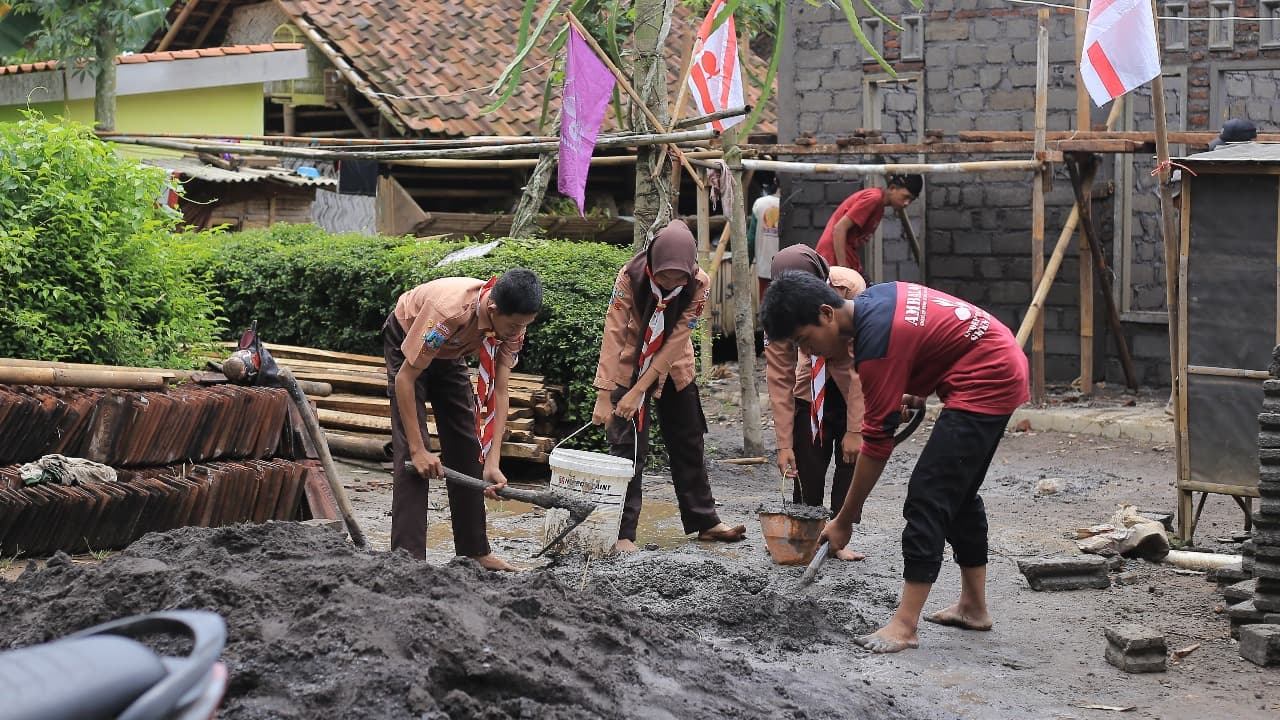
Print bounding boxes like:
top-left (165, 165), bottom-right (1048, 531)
top-left (0, 83), bottom-right (264, 157)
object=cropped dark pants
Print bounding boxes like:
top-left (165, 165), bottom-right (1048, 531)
top-left (384, 315), bottom-right (490, 560)
top-left (901, 408), bottom-right (1010, 584)
top-left (792, 383), bottom-right (855, 516)
top-left (606, 379), bottom-right (722, 542)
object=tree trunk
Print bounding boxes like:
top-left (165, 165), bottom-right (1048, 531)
top-left (724, 129), bottom-right (763, 456)
top-left (510, 154), bottom-right (557, 238)
top-left (630, 0), bottom-right (675, 250)
top-left (93, 15), bottom-right (118, 132)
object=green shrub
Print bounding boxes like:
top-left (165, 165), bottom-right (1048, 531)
top-left (189, 224), bottom-right (635, 437)
top-left (0, 112), bottom-right (222, 367)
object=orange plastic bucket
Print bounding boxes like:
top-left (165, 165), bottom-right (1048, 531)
top-left (759, 510), bottom-right (827, 565)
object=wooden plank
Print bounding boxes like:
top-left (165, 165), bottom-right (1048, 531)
top-left (747, 140), bottom-right (1139, 156)
top-left (1186, 365), bottom-right (1270, 380)
top-left (1031, 8), bottom-right (1049, 405)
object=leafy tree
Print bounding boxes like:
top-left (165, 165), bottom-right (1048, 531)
top-left (10, 0), bottom-right (170, 130)
top-left (0, 111), bottom-right (222, 367)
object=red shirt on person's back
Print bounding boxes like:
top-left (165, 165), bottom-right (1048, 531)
top-left (815, 188), bottom-right (885, 274)
top-left (851, 282), bottom-right (1029, 460)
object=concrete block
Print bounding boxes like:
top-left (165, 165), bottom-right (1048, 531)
top-left (1104, 624), bottom-right (1167, 673)
top-left (1228, 600), bottom-right (1280, 638)
top-left (1223, 578), bottom-right (1258, 604)
top-left (1207, 563), bottom-right (1251, 586)
top-left (1255, 594), bottom-right (1280, 613)
top-left (1239, 624), bottom-right (1280, 666)
top-left (1255, 558), bottom-right (1280, 581)
top-left (1017, 556), bottom-right (1111, 591)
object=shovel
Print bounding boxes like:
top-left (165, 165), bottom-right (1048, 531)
top-left (442, 467), bottom-right (597, 558)
top-left (798, 404), bottom-right (928, 589)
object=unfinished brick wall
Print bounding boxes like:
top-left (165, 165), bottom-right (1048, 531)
top-left (777, 0), bottom-right (1280, 387)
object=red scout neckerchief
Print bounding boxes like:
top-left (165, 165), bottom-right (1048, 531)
top-left (809, 275), bottom-right (838, 444)
top-left (636, 267), bottom-right (684, 430)
top-left (475, 276), bottom-right (500, 462)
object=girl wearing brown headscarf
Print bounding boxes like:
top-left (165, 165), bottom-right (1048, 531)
top-left (763, 244), bottom-right (868, 561)
top-left (590, 220), bottom-right (747, 553)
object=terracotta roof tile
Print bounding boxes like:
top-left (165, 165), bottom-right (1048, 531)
top-left (273, 0), bottom-right (775, 138)
top-left (0, 44), bottom-right (307, 78)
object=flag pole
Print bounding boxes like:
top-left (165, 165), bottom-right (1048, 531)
top-left (1147, 0), bottom-right (1188, 537)
top-left (565, 11), bottom-right (707, 191)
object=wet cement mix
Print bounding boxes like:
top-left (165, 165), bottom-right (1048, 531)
top-left (0, 522), bottom-right (926, 720)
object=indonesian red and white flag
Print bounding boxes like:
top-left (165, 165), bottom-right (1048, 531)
top-left (687, 0), bottom-right (745, 131)
top-left (1080, 0), bottom-right (1161, 107)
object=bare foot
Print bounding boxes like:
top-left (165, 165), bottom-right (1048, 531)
top-left (854, 626), bottom-right (920, 654)
top-left (696, 523), bottom-right (747, 542)
top-left (614, 539), bottom-right (640, 553)
top-left (473, 554), bottom-right (521, 572)
top-left (834, 547), bottom-right (866, 561)
top-left (924, 604), bottom-right (992, 631)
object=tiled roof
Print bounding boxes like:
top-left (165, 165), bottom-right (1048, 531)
top-left (0, 43), bottom-right (303, 77)
top-left (273, 0), bottom-right (774, 137)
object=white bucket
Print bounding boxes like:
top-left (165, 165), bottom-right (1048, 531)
top-left (541, 423), bottom-right (635, 557)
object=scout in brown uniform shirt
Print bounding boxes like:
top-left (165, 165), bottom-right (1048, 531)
top-left (763, 245), bottom-right (867, 561)
top-left (383, 269), bottom-right (542, 571)
top-left (590, 220), bottom-right (747, 553)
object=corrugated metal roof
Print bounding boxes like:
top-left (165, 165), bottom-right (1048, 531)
top-left (144, 158), bottom-right (337, 187)
top-left (1177, 142), bottom-right (1280, 164)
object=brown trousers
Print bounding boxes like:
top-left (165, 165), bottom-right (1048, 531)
top-left (606, 379), bottom-right (721, 541)
top-left (384, 315), bottom-right (490, 560)
top-left (792, 383), bottom-right (855, 516)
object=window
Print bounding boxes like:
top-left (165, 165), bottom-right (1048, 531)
top-left (1164, 3), bottom-right (1188, 50)
top-left (901, 15), bottom-right (924, 61)
top-left (1209, 1), bottom-right (1235, 50)
top-left (1263, 0), bottom-right (1280, 47)
top-left (860, 18), bottom-right (884, 63)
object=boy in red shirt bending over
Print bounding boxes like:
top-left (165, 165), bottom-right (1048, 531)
top-left (815, 174), bottom-right (922, 274)
top-left (760, 271), bottom-right (1028, 653)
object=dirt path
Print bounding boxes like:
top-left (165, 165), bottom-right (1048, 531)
top-left (334, 405), bottom-right (1279, 720)
top-left (3, 400), bottom-right (1277, 718)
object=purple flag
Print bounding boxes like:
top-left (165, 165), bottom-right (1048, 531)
top-left (558, 26), bottom-right (615, 216)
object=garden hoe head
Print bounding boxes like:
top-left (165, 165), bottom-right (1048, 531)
top-left (797, 405), bottom-right (927, 590)
top-left (441, 467), bottom-right (596, 557)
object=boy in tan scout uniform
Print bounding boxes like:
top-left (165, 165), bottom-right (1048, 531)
top-left (591, 220), bottom-right (746, 553)
top-left (764, 245), bottom-right (867, 561)
top-left (383, 269), bottom-right (543, 571)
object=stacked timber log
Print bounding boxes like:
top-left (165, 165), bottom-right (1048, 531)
top-left (227, 342), bottom-right (568, 464)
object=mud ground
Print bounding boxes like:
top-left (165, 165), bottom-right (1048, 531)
top-left (3, 384), bottom-right (1279, 718)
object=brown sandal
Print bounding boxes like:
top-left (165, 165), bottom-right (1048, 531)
top-left (697, 524), bottom-right (747, 543)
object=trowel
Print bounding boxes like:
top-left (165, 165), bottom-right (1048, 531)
top-left (797, 405), bottom-right (927, 589)
top-left (442, 467), bottom-right (597, 557)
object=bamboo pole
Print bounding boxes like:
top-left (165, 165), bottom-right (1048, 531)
top-left (896, 206), bottom-right (924, 271)
top-left (325, 432), bottom-right (393, 462)
top-left (565, 11), bottom-right (706, 191)
top-left (1031, 8), bottom-right (1049, 404)
top-left (155, 0), bottom-right (200, 52)
top-left (724, 129), bottom-right (763, 456)
top-left (675, 106), bottom-right (751, 130)
top-left (107, 128), bottom-right (718, 162)
top-left (696, 170), bottom-right (714, 376)
top-left (0, 366), bottom-right (168, 390)
top-left (740, 159), bottom-right (1042, 176)
top-left (1076, 0), bottom-right (1094, 395)
top-left (392, 150), bottom-right (723, 170)
top-left (1065, 156), bottom-right (1139, 390)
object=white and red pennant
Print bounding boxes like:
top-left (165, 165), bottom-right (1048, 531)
top-left (1080, 0), bottom-right (1161, 106)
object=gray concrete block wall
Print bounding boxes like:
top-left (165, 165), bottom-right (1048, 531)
top-left (778, 0), bottom-right (1280, 388)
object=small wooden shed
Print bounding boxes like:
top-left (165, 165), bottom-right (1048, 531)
top-left (1173, 142), bottom-right (1280, 540)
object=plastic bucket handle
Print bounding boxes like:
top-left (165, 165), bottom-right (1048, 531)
top-left (554, 419), bottom-right (637, 472)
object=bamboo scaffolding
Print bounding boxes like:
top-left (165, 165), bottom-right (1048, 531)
top-left (1030, 7), bottom-right (1050, 404)
top-left (1076, 0), bottom-right (1094, 395)
top-left (675, 106), bottom-right (751, 131)
top-left (959, 129), bottom-right (1280, 144)
top-left (740, 158), bottom-right (1042, 176)
top-left (108, 128), bottom-right (719, 162)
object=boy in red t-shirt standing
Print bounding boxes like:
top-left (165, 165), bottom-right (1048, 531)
top-left (761, 272), bottom-right (1029, 654)
top-left (815, 174), bottom-right (923, 274)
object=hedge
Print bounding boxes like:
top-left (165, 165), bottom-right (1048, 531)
top-left (0, 112), bottom-right (222, 367)
top-left (183, 224), bottom-right (635, 437)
